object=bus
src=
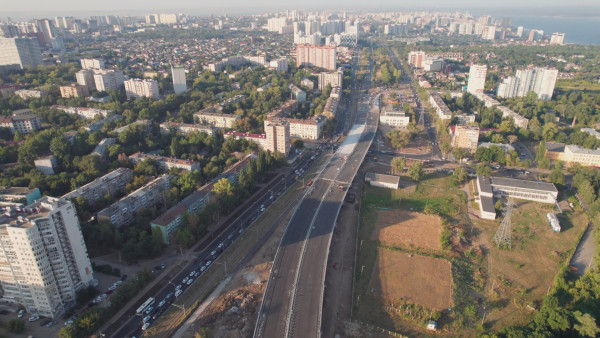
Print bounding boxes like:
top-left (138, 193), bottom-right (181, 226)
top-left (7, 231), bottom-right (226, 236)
top-left (136, 297), bottom-right (155, 315)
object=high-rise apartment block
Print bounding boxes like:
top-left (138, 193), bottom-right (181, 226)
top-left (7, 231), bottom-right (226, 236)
top-left (171, 65), bottom-right (187, 95)
top-left (550, 33), bottom-right (565, 45)
top-left (0, 197), bottom-right (94, 318)
top-left (59, 84), bottom-right (89, 98)
top-left (296, 44), bottom-right (337, 71)
top-left (80, 58), bottom-right (105, 70)
top-left (61, 168), bottom-right (133, 205)
top-left (75, 69), bottom-right (95, 90)
top-left (0, 37), bottom-right (43, 69)
top-left (97, 174), bottom-right (173, 228)
top-left (93, 69), bottom-right (125, 92)
top-left (124, 78), bottom-right (159, 100)
top-left (467, 64), bottom-right (487, 95)
top-left (497, 67), bottom-right (558, 101)
top-left (264, 119), bottom-right (291, 155)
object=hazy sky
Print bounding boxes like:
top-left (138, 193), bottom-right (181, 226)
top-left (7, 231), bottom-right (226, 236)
top-left (3, 0), bottom-right (600, 17)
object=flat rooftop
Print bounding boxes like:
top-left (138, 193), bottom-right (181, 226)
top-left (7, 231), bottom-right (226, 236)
top-left (490, 177), bottom-right (557, 193)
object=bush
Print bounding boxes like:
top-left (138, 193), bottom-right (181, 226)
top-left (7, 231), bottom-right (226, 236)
top-left (8, 319), bottom-right (25, 333)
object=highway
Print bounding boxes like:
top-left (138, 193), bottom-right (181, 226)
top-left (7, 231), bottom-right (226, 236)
top-left (108, 155), bottom-right (319, 337)
top-left (255, 42), bottom-right (378, 337)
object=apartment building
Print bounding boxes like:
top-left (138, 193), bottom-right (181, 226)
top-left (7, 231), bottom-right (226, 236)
top-left (75, 69), bottom-right (95, 90)
top-left (194, 110), bottom-right (240, 128)
top-left (124, 78), bottom-right (159, 100)
top-left (93, 69), bottom-right (125, 92)
top-left (289, 84), bottom-right (307, 102)
top-left (98, 175), bottom-right (172, 228)
top-left (0, 197), bottom-right (94, 318)
top-left (171, 65), bottom-right (187, 95)
top-left (545, 143), bottom-right (600, 167)
top-left (59, 84), bottom-right (89, 98)
top-left (296, 44), bottom-right (337, 70)
top-left (151, 154), bottom-right (256, 243)
top-left (467, 64), bottom-right (487, 95)
top-left (266, 100), bottom-right (299, 118)
top-left (266, 115), bottom-right (326, 140)
top-left (265, 119), bottom-right (291, 155)
top-left (61, 168), bottom-right (133, 205)
top-left (159, 122), bottom-right (214, 136)
top-left (128, 153), bottom-right (201, 172)
top-left (80, 58), bottom-right (105, 70)
top-left (322, 96), bottom-right (339, 119)
top-left (0, 110), bottom-right (42, 134)
top-left (451, 125), bottom-right (480, 153)
top-left (14, 90), bottom-right (47, 99)
top-left (318, 68), bottom-right (344, 90)
top-left (497, 106), bottom-right (529, 129)
top-left (34, 156), bottom-right (58, 175)
top-left (112, 119), bottom-right (151, 134)
top-left (91, 138), bottom-right (116, 158)
top-left (84, 115), bottom-right (123, 132)
top-left (496, 67), bottom-right (558, 101)
top-left (428, 92), bottom-right (452, 120)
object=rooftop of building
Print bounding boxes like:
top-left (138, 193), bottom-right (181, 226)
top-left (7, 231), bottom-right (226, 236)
top-left (566, 144), bottom-right (600, 155)
top-left (224, 131), bottom-right (266, 139)
top-left (365, 172), bottom-right (400, 185)
top-left (129, 152), bottom-right (200, 165)
top-left (480, 195), bottom-right (496, 214)
top-left (545, 142), bottom-right (566, 153)
top-left (477, 175), bottom-right (493, 194)
top-left (490, 176), bottom-right (558, 193)
top-left (98, 174), bottom-right (173, 216)
top-left (62, 168), bottom-right (132, 199)
top-left (0, 186), bottom-right (39, 196)
top-left (0, 196), bottom-right (64, 229)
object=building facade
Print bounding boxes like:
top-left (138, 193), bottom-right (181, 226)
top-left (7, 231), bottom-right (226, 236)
top-left (264, 119), bottom-right (291, 155)
top-left (93, 69), bottom-right (125, 92)
top-left (467, 64), bottom-right (487, 95)
top-left (451, 125), bottom-right (480, 153)
top-left (98, 175), bottom-right (173, 228)
top-left (0, 197), bottom-right (94, 318)
top-left (75, 69), bottom-right (95, 90)
top-left (296, 44), bottom-right (337, 70)
top-left (159, 122), bottom-right (214, 136)
top-left (318, 68), bottom-right (344, 90)
top-left (194, 111), bottom-right (240, 128)
top-left (59, 84), bottom-right (89, 98)
top-left (497, 67), bottom-right (558, 101)
top-left (62, 168), bottom-right (133, 205)
top-left (0, 110), bottom-right (42, 134)
top-left (124, 78), bottom-right (159, 100)
top-left (0, 37), bottom-right (43, 69)
top-left (171, 65), bottom-right (187, 95)
top-left (80, 58), bottom-right (105, 70)
top-left (128, 153), bottom-right (201, 172)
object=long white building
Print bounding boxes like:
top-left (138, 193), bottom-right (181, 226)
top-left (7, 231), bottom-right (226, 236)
top-left (0, 197), bottom-right (94, 318)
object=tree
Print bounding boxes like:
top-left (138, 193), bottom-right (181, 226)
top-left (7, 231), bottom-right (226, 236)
top-left (573, 311), bottom-right (600, 337)
top-left (292, 139), bottom-right (304, 148)
top-left (452, 147), bottom-right (467, 161)
top-left (507, 134), bottom-right (519, 144)
top-left (452, 167), bottom-right (467, 184)
top-left (408, 162), bottom-right (424, 182)
top-left (391, 157), bottom-right (406, 174)
top-left (536, 141), bottom-right (547, 161)
top-left (549, 168), bottom-right (565, 185)
top-left (476, 163), bottom-right (492, 176)
top-left (542, 122), bottom-right (558, 141)
top-left (386, 130), bottom-right (410, 151)
top-left (50, 136), bottom-right (70, 160)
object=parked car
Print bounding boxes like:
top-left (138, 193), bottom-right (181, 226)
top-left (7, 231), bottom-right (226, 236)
top-left (186, 278), bottom-right (193, 285)
top-left (158, 300), bottom-right (166, 308)
top-left (175, 289), bottom-right (182, 297)
top-left (17, 309), bottom-right (24, 318)
top-left (46, 321), bottom-right (57, 327)
top-left (144, 306), bottom-right (154, 315)
top-left (143, 315), bottom-right (150, 323)
top-left (165, 292), bottom-right (174, 299)
top-left (142, 322), bottom-right (150, 331)
top-left (29, 315), bottom-right (40, 322)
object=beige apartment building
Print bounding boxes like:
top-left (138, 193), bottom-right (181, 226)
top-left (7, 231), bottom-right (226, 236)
top-left (545, 143), bottom-right (600, 167)
top-left (264, 119), bottom-right (291, 155)
top-left (451, 125), bottom-right (480, 153)
top-left (59, 84), bottom-right (89, 98)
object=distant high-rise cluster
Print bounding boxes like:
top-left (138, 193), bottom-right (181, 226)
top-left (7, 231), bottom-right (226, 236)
top-left (550, 32), bottom-right (565, 45)
top-left (497, 67), bottom-right (558, 101)
top-left (145, 13), bottom-right (179, 25)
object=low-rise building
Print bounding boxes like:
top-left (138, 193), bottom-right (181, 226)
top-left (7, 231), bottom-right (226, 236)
top-left (51, 105), bottom-right (113, 119)
top-left (159, 122), bottom-right (214, 135)
top-left (581, 128), bottom-right (600, 140)
top-left (34, 155), bottom-right (58, 175)
top-left (289, 83), bottom-right (307, 102)
top-left (62, 168), bottom-right (133, 205)
top-left (14, 89), bottom-right (46, 99)
top-left (478, 142), bottom-right (515, 153)
top-left (0, 186), bottom-right (42, 205)
top-left (266, 100), bottom-right (299, 118)
top-left (224, 131), bottom-right (268, 149)
top-left (112, 119), bottom-right (151, 134)
top-left (429, 92), bottom-right (452, 120)
top-left (194, 110), bottom-right (240, 128)
top-left (365, 173), bottom-right (400, 189)
top-left (544, 142), bottom-right (600, 167)
top-left (0, 84), bottom-right (20, 98)
top-left (91, 138), bottom-right (116, 158)
top-left (476, 175), bottom-right (558, 219)
top-left (98, 174), bottom-right (173, 228)
top-left (380, 107), bottom-right (410, 127)
top-left (59, 84), bottom-right (89, 98)
top-left (84, 115), bottom-right (123, 132)
top-left (266, 115), bottom-right (326, 140)
top-left (497, 106), bottom-right (529, 129)
top-left (128, 153), bottom-right (201, 172)
top-left (322, 96), bottom-right (339, 119)
top-left (451, 125), bottom-right (480, 153)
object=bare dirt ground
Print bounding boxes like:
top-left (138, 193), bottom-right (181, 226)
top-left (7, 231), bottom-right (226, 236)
top-left (370, 248), bottom-right (453, 310)
top-left (372, 210), bottom-right (442, 250)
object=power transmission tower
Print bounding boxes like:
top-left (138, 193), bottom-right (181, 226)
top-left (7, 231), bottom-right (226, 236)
top-left (493, 198), bottom-right (514, 249)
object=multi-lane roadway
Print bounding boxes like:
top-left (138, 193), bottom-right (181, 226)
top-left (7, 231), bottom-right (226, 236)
top-left (255, 69), bottom-right (379, 338)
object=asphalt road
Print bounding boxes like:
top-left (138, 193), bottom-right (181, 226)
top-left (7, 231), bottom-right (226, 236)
top-left (255, 56), bottom-right (379, 337)
top-left (108, 156), bottom-right (319, 337)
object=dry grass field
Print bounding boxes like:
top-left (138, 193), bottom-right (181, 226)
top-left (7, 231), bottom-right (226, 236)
top-left (371, 209), bottom-right (442, 250)
top-left (369, 248), bottom-right (453, 310)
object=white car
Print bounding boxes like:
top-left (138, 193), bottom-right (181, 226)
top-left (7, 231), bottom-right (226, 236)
top-left (186, 278), bottom-right (193, 285)
top-left (28, 315), bottom-right (40, 322)
top-left (143, 315), bottom-right (150, 323)
top-left (158, 300), bottom-right (166, 308)
top-left (175, 289), bottom-right (183, 297)
top-left (142, 322), bottom-right (150, 331)
top-left (144, 306), bottom-right (154, 315)
top-left (175, 284), bottom-right (182, 290)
